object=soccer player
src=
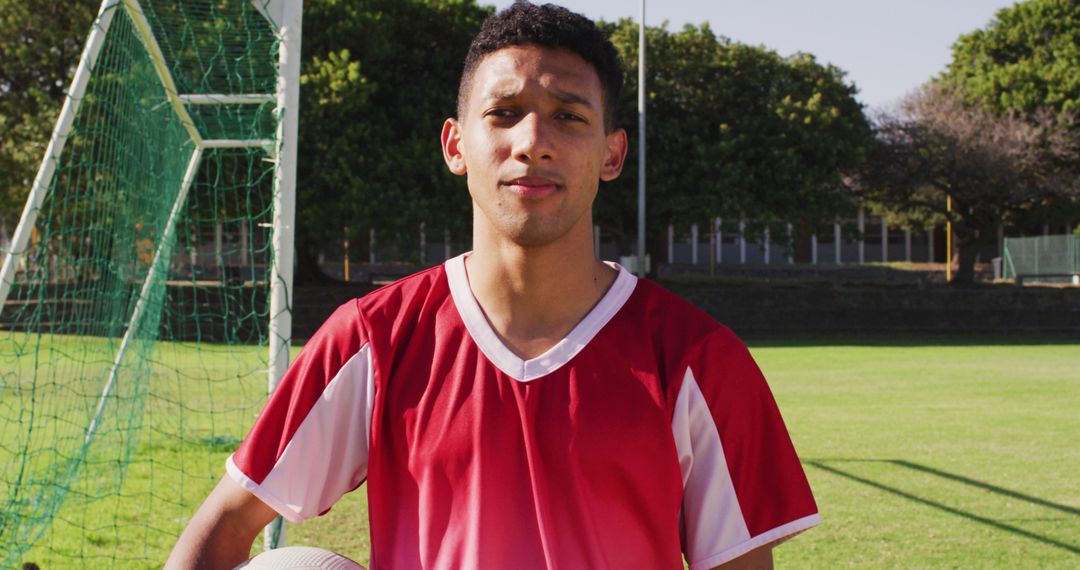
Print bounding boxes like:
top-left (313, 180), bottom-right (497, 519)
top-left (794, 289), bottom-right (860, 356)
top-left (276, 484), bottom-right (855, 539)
top-left (165, 3), bottom-right (819, 569)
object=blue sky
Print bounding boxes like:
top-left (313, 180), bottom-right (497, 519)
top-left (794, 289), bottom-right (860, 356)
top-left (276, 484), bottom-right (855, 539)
top-left (489, 0), bottom-right (1016, 111)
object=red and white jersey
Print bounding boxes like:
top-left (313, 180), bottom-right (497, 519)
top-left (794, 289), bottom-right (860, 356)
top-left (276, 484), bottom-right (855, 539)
top-left (228, 254), bottom-right (819, 569)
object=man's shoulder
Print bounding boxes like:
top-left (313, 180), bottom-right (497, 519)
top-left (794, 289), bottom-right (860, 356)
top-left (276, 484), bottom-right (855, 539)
top-left (342, 263), bottom-right (452, 333)
top-left (361, 263), bottom-right (448, 293)
top-left (629, 278), bottom-right (723, 329)
top-left (619, 277), bottom-right (745, 359)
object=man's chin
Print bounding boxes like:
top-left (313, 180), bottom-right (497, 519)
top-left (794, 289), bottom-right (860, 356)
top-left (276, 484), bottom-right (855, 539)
top-left (501, 221), bottom-right (573, 249)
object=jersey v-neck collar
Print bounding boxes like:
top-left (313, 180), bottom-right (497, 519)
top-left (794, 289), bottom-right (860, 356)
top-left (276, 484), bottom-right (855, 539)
top-left (444, 253), bottom-right (638, 382)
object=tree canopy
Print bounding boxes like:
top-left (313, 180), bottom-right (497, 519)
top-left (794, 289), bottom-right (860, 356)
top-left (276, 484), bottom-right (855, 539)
top-left (942, 0), bottom-right (1080, 116)
top-left (599, 21), bottom-right (870, 252)
top-left (0, 0), bottom-right (97, 226)
top-left (859, 85), bottom-right (1078, 285)
top-left (295, 0), bottom-right (490, 278)
top-left (939, 0), bottom-right (1080, 235)
top-left (2, 1), bottom-right (871, 277)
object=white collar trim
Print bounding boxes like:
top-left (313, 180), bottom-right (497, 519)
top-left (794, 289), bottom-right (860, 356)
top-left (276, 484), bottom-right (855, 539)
top-left (445, 253), bottom-right (637, 382)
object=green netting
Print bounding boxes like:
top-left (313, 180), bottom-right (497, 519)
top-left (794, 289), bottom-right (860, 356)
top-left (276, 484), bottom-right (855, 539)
top-left (141, 0), bottom-right (279, 96)
top-left (1002, 234), bottom-right (1080, 284)
top-left (187, 101), bottom-right (277, 141)
top-left (0, 1), bottom-right (284, 567)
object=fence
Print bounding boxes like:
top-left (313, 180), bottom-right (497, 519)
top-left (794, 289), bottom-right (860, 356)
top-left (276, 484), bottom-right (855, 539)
top-left (1003, 234), bottom-right (1080, 284)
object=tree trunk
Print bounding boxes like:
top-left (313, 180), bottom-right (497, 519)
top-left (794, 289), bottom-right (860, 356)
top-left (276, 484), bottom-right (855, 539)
top-left (952, 231), bottom-right (993, 286)
top-left (294, 240), bottom-right (333, 285)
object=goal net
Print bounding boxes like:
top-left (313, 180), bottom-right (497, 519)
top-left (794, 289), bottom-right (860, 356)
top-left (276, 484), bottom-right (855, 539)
top-left (0, 0), bottom-right (300, 566)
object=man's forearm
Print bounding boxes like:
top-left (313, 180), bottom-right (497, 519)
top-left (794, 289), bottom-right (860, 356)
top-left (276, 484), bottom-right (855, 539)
top-left (165, 510), bottom-right (259, 569)
top-left (165, 475), bottom-right (277, 569)
top-left (712, 544), bottom-right (774, 570)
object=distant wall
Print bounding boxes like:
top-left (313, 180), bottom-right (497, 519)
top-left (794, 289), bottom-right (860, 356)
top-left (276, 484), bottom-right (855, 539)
top-left (6, 280), bottom-right (1070, 342)
top-left (660, 280), bottom-right (1080, 338)
top-left (287, 279), bottom-right (1080, 342)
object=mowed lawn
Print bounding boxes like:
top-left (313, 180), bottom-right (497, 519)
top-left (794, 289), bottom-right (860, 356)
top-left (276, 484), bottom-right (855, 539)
top-left (758, 340), bottom-right (1080, 569)
top-left (10, 337), bottom-right (1080, 568)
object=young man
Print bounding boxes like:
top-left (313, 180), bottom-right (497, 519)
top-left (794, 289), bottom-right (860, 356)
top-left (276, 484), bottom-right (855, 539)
top-left (166, 3), bottom-right (819, 569)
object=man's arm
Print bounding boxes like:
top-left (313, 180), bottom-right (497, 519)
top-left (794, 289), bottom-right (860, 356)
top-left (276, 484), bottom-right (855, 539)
top-left (165, 474), bottom-right (279, 570)
top-left (713, 544), bottom-right (773, 569)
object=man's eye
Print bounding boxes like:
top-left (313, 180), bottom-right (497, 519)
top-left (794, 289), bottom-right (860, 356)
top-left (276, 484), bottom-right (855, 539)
top-left (487, 108), bottom-right (518, 119)
top-left (557, 112), bottom-right (586, 123)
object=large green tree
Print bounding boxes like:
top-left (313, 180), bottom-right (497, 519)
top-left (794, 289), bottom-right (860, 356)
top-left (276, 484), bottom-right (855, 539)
top-left (863, 0), bottom-right (1080, 280)
top-left (940, 0), bottom-right (1080, 230)
top-left (943, 0), bottom-right (1080, 116)
top-left (296, 0), bottom-right (490, 281)
top-left (599, 21), bottom-right (870, 257)
top-left (859, 85), bottom-right (1078, 285)
top-left (4, 3), bottom-right (871, 278)
top-left (0, 0), bottom-right (97, 227)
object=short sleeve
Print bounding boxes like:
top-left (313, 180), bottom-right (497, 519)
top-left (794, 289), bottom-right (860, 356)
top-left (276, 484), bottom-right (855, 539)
top-left (671, 327), bottom-right (819, 569)
top-left (227, 300), bottom-right (375, 523)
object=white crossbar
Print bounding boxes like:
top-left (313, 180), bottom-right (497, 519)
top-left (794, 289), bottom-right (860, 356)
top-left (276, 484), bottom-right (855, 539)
top-left (122, 0), bottom-right (202, 145)
top-left (179, 94), bottom-right (276, 105)
top-left (202, 139), bottom-right (275, 149)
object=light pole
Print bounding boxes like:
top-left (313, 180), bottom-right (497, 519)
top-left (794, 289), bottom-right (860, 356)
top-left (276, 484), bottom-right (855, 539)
top-left (637, 0), bottom-right (647, 277)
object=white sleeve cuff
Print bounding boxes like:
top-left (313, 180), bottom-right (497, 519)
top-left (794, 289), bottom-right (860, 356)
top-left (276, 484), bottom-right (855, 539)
top-left (687, 513), bottom-right (822, 570)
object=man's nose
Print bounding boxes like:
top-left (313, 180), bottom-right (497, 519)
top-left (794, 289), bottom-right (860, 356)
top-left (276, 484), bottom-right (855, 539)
top-left (512, 113), bottom-right (554, 163)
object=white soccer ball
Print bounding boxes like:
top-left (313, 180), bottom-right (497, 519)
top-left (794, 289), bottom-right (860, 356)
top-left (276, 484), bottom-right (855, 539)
top-left (236, 546), bottom-right (366, 570)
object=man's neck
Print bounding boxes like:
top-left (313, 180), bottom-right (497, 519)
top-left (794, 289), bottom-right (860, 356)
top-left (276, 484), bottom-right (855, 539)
top-left (465, 226), bottom-right (618, 360)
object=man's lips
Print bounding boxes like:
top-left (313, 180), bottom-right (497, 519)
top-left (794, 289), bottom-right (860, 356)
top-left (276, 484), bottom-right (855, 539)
top-left (503, 177), bottom-right (560, 199)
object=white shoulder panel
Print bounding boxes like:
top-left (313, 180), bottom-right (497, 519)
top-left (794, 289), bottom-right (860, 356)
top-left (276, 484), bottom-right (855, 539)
top-left (228, 342), bottom-right (374, 522)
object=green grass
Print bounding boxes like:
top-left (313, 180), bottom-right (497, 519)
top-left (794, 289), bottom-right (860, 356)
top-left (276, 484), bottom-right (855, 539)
top-left (2, 332), bottom-right (277, 568)
top-left (762, 340), bottom-right (1080, 568)
top-left (6, 336), bottom-right (1079, 568)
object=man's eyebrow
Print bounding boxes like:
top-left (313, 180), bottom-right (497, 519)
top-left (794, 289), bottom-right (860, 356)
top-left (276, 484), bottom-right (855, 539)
top-left (488, 89), bottom-right (521, 101)
top-left (485, 87), bottom-right (596, 110)
top-left (550, 89), bottom-right (595, 109)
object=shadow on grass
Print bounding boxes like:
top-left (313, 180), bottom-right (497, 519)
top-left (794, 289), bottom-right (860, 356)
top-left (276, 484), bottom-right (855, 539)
top-left (888, 460), bottom-right (1080, 517)
top-left (806, 458), bottom-right (1080, 555)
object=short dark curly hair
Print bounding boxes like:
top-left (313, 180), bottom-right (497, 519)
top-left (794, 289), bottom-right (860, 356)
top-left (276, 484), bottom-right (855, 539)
top-left (457, 2), bottom-right (624, 131)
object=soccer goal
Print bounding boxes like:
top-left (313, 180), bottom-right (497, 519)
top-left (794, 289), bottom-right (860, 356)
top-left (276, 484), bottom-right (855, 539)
top-left (0, 1), bottom-right (301, 565)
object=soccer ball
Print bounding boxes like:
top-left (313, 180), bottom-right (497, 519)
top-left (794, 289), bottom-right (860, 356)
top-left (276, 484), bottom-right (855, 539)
top-left (235, 546), bottom-right (366, 570)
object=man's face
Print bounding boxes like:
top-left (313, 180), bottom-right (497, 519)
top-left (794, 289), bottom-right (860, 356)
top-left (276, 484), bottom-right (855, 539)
top-left (442, 45), bottom-right (627, 247)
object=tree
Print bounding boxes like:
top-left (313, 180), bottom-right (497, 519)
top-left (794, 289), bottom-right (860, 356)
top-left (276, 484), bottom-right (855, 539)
top-left (858, 85), bottom-right (1078, 285)
top-left (599, 21), bottom-right (870, 257)
top-left (941, 0), bottom-right (1080, 229)
top-left (295, 0), bottom-right (491, 281)
top-left (6, 3), bottom-right (871, 276)
top-left (0, 0), bottom-right (97, 227)
top-left (943, 0), bottom-right (1080, 117)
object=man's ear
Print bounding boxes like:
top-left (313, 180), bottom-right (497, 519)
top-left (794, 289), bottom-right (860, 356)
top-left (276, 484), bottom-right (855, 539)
top-left (600, 128), bottom-right (628, 182)
top-left (441, 118), bottom-right (468, 176)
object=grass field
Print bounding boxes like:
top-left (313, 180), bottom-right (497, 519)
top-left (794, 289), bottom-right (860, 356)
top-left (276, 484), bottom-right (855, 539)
top-left (758, 340), bottom-right (1080, 568)
top-left (2, 333), bottom-right (272, 568)
top-left (6, 336), bottom-right (1080, 568)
